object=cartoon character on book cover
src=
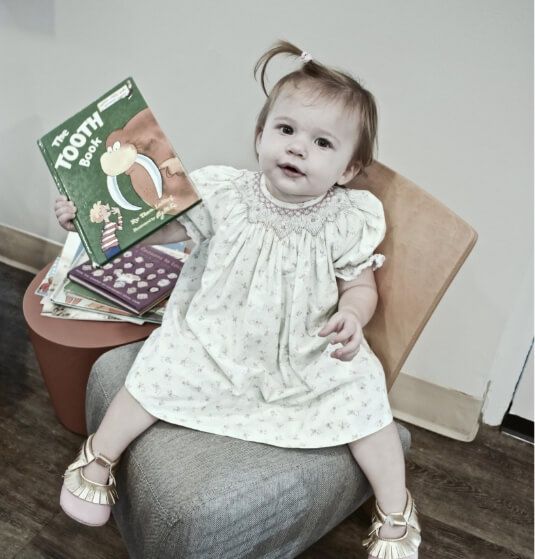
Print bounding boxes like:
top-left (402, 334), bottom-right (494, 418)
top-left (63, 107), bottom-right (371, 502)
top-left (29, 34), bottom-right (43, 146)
top-left (100, 107), bottom-right (196, 218)
top-left (89, 202), bottom-right (124, 258)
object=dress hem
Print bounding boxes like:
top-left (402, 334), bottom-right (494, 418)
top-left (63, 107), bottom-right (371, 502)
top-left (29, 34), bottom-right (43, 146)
top-left (124, 383), bottom-right (394, 449)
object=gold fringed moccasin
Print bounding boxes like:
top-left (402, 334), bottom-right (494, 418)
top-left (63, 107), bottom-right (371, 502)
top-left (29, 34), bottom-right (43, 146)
top-left (362, 489), bottom-right (421, 558)
top-left (62, 433), bottom-right (120, 505)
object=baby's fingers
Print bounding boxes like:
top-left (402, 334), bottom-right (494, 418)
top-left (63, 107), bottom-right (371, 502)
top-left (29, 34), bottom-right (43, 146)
top-left (56, 210), bottom-right (76, 232)
top-left (54, 195), bottom-right (68, 209)
top-left (62, 221), bottom-right (76, 232)
top-left (330, 322), bottom-right (355, 345)
top-left (56, 204), bottom-right (76, 222)
top-left (54, 199), bottom-right (76, 213)
top-left (332, 335), bottom-right (362, 361)
top-left (318, 316), bottom-right (342, 337)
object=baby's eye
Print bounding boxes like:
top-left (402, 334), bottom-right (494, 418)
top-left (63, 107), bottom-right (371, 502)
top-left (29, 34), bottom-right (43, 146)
top-left (316, 137), bottom-right (333, 149)
top-left (278, 124), bottom-right (293, 135)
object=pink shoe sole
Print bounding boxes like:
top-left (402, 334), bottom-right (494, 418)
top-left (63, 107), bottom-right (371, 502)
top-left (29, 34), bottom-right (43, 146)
top-left (60, 484), bottom-right (112, 527)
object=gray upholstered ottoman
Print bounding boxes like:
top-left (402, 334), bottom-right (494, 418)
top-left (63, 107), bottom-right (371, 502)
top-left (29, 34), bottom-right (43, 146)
top-left (86, 342), bottom-right (411, 559)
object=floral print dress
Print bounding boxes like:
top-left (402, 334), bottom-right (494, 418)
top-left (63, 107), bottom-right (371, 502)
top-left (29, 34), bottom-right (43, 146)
top-left (124, 165), bottom-right (393, 448)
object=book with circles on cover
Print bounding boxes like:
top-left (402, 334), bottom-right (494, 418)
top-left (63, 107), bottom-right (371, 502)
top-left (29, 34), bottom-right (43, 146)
top-left (67, 245), bottom-right (184, 315)
top-left (37, 77), bottom-right (201, 266)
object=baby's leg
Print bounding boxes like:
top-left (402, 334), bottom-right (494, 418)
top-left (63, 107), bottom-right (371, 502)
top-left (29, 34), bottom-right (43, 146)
top-left (347, 421), bottom-right (418, 559)
top-left (60, 385), bottom-right (157, 525)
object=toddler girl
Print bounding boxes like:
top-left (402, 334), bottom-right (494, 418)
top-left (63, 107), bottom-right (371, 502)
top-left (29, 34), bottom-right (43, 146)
top-left (54, 40), bottom-right (421, 559)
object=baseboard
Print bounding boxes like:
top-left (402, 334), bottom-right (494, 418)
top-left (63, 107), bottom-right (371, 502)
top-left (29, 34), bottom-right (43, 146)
top-left (389, 372), bottom-right (482, 441)
top-left (0, 223), bottom-right (62, 274)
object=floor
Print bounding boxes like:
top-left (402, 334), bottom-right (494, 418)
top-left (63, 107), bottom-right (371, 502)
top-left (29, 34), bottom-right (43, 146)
top-left (1, 261), bottom-right (533, 558)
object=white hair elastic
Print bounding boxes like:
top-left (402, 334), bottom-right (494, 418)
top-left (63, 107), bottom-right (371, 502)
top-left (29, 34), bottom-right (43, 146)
top-left (300, 51), bottom-right (313, 63)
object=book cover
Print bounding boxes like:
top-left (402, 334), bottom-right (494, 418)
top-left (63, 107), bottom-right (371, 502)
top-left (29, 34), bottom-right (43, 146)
top-left (37, 77), bottom-right (200, 266)
top-left (54, 287), bottom-right (148, 325)
top-left (63, 275), bottom-right (168, 321)
top-left (67, 245), bottom-right (183, 315)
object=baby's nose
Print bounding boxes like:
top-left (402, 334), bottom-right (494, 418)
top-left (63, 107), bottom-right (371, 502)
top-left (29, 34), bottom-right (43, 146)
top-left (286, 141), bottom-right (307, 158)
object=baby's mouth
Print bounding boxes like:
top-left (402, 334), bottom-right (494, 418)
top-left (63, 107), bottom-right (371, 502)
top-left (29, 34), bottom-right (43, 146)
top-left (279, 164), bottom-right (305, 177)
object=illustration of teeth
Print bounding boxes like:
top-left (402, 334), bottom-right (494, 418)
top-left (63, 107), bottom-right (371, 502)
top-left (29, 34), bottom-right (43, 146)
top-left (106, 154), bottom-right (163, 211)
top-left (136, 154), bottom-right (163, 197)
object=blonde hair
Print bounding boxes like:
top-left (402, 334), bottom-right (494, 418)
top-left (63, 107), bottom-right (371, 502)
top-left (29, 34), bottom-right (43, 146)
top-left (90, 201), bottom-right (109, 223)
top-left (253, 40), bottom-right (378, 177)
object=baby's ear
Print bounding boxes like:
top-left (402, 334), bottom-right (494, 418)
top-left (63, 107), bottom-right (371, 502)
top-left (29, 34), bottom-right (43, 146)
top-left (255, 131), bottom-right (263, 154)
top-left (337, 163), bottom-right (361, 186)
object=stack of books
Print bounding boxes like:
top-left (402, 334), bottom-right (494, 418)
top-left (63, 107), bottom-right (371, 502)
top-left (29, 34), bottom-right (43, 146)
top-left (34, 77), bottom-right (201, 324)
top-left (35, 233), bottom-right (188, 325)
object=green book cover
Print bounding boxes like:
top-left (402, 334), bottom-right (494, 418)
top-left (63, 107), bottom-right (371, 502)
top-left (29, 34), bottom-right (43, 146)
top-left (64, 280), bottom-right (163, 323)
top-left (37, 77), bottom-right (201, 266)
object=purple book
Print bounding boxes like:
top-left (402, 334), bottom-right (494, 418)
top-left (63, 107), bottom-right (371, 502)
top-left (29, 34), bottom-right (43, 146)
top-left (68, 245), bottom-right (183, 315)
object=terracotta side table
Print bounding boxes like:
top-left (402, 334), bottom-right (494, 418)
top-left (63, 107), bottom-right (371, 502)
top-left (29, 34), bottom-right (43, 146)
top-left (23, 264), bottom-right (158, 435)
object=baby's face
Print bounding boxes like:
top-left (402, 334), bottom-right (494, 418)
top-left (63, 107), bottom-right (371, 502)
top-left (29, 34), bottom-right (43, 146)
top-left (256, 86), bottom-right (360, 203)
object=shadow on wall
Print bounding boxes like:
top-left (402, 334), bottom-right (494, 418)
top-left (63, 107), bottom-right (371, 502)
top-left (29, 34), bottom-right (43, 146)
top-left (1, 114), bottom-right (55, 233)
top-left (0, 0), bottom-right (55, 35)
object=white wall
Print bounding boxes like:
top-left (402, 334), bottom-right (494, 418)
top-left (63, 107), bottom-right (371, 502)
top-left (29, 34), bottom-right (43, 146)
top-left (0, 0), bottom-right (532, 415)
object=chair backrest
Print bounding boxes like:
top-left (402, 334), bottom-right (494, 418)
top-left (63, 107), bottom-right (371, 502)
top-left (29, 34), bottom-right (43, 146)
top-left (348, 161), bottom-right (478, 391)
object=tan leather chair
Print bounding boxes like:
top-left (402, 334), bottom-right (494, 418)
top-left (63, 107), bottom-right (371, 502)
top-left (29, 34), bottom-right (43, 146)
top-left (86, 161), bottom-right (478, 558)
top-left (352, 161), bottom-right (478, 391)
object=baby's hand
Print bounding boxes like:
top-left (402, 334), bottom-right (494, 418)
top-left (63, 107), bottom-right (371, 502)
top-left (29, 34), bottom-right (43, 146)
top-left (54, 195), bottom-right (77, 232)
top-left (318, 309), bottom-right (363, 361)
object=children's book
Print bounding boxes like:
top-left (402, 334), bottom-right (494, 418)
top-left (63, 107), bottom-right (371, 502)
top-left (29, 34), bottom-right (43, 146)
top-left (54, 284), bottom-right (149, 325)
top-left (39, 232), bottom-right (115, 321)
top-left (63, 280), bottom-right (167, 324)
top-left (67, 245), bottom-right (183, 315)
top-left (37, 77), bottom-right (201, 266)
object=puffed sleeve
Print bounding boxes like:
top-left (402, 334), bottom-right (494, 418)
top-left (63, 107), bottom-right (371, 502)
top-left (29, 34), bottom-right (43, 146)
top-left (332, 188), bottom-right (386, 281)
top-left (176, 165), bottom-right (243, 245)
